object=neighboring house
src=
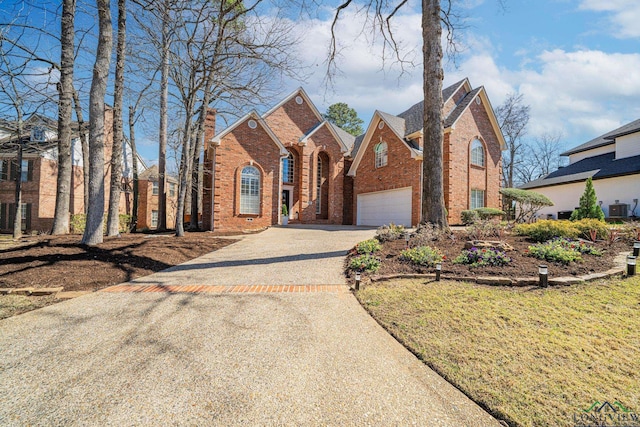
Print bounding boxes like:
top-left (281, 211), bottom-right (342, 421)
top-left (520, 119), bottom-right (640, 219)
top-left (0, 107), bottom-right (146, 233)
top-left (348, 78), bottom-right (506, 226)
top-left (202, 89), bottom-right (355, 231)
top-left (137, 165), bottom-right (178, 230)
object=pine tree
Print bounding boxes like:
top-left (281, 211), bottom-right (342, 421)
top-left (570, 177), bottom-right (605, 221)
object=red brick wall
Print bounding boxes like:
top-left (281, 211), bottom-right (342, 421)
top-left (353, 119), bottom-right (422, 226)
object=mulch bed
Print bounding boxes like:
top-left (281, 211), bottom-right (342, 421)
top-left (0, 232), bottom-right (238, 292)
top-left (348, 232), bottom-right (631, 279)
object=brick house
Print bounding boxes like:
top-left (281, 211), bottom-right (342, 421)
top-left (348, 78), bottom-right (506, 226)
top-left (0, 108), bottom-right (146, 233)
top-left (202, 88), bottom-right (355, 231)
top-left (136, 164), bottom-right (178, 230)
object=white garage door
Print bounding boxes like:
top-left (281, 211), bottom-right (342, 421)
top-left (357, 187), bottom-right (412, 227)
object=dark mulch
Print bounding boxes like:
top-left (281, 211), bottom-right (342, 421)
top-left (0, 232), bottom-right (238, 292)
top-left (349, 232), bottom-right (630, 279)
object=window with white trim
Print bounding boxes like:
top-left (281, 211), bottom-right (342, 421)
top-left (152, 181), bottom-right (159, 195)
top-left (470, 189), bottom-right (485, 210)
top-left (470, 139), bottom-right (485, 167)
top-left (240, 166), bottom-right (260, 214)
top-left (151, 210), bottom-right (158, 228)
top-left (316, 156), bottom-right (322, 214)
top-left (21, 160), bottom-right (29, 182)
top-left (282, 152), bottom-right (294, 184)
top-left (374, 142), bottom-right (388, 168)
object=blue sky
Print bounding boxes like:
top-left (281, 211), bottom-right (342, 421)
top-left (260, 0), bottom-right (640, 159)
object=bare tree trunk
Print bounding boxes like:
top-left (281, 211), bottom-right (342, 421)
top-left (158, 0), bottom-right (170, 231)
top-left (72, 89), bottom-right (90, 212)
top-left (12, 139), bottom-right (23, 239)
top-left (189, 129), bottom-right (199, 230)
top-left (82, 0), bottom-right (112, 246)
top-left (128, 106), bottom-right (139, 232)
top-left (420, 0), bottom-right (448, 229)
top-left (106, 0), bottom-right (126, 236)
top-left (51, 0), bottom-right (76, 235)
top-left (175, 108), bottom-right (195, 237)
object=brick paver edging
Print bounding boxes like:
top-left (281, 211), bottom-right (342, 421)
top-left (101, 284), bottom-right (348, 294)
top-left (368, 251), bottom-right (631, 287)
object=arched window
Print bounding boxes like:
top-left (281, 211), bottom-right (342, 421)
top-left (470, 139), bottom-right (485, 167)
top-left (282, 151), bottom-right (294, 184)
top-left (240, 166), bottom-right (260, 214)
top-left (374, 142), bottom-right (388, 168)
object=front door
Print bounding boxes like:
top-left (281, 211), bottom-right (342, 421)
top-left (282, 189), bottom-right (291, 218)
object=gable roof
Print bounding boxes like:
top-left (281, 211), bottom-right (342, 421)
top-left (520, 152), bottom-right (640, 189)
top-left (138, 164), bottom-right (178, 183)
top-left (561, 118), bottom-right (640, 156)
top-left (210, 110), bottom-right (288, 156)
top-left (262, 87), bottom-right (324, 123)
top-left (299, 120), bottom-right (355, 153)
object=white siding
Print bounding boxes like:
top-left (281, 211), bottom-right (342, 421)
top-left (615, 132), bottom-right (640, 160)
top-left (569, 144), bottom-right (614, 164)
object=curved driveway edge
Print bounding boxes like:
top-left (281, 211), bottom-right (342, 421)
top-left (0, 225), bottom-right (501, 426)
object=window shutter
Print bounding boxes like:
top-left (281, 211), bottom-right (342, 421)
top-left (0, 160), bottom-right (8, 181)
top-left (10, 160), bottom-right (18, 181)
top-left (7, 203), bottom-right (15, 229)
top-left (25, 203), bottom-right (32, 230)
top-left (27, 160), bottom-right (34, 181)
top-left (0, 203), bottom-right (5, 229)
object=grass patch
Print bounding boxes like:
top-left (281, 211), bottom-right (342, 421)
top-left (356, 277), bottom-right (640, 427)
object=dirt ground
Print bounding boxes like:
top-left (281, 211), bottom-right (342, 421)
top-left (0, 232), bottom-right (239, 292)
top-left (350, 232), bottom-right (630, 278)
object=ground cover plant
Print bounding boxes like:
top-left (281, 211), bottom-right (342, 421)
top-left (453, 247), bottom-right (511, 267)
top-left (356, 277), bottom-right (640, 427)
top-left (399, 246), bottom-right (443, 267)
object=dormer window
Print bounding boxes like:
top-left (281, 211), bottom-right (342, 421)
top-left (31, 126), bottom-right (45, 142)
top-left (374, 142), bottom-right (388, 168)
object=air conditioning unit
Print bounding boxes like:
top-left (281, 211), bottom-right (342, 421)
top-left (608, 203), bottom-right (628, 218)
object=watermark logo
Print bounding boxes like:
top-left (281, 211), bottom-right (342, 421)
top-left (574, 401), bottom-right (640, 427)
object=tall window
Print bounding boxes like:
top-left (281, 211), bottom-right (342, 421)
top-left (282, 152), bottom-right (294, 184)
top-left (240, 166), bottom-right (260, 214)
top-left (169, 183), bottom-right (176, 197)
top-left (151, 210), bottom-right (158, 228)
top-left (374, 142), bottom-right (388, 168)
top-left (470, 139), bottom-right (485, 167)
top-left (471, 189), bottom-right (485, 210)
top-left (21, 160), bottom-right (29, 182)
top-left (316, 156), bottom-right (322, 214)
top-left (152, 181), bottom-right (159, 195)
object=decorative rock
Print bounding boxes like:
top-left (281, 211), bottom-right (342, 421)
top-left (464, 240), bottom-right (515, 251)
top-left (30, 287), bottom-right (64, 296)
top-left (476, 276), bottom-right (513, 286)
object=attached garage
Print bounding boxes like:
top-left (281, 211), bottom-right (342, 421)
top-left (356, 187), bottom-right (412, 226)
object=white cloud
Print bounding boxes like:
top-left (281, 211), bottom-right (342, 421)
top-left (579, 0), bottom-right (640, 38)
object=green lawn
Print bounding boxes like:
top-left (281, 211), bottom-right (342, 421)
top-left (356, 277), bottom-right (640, 427)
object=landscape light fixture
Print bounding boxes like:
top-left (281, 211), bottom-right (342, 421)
top-left (633, 241), bottom-right (640, 257)
top-left (627, 256), bottom-right (636, 277)
top-left (538, 265), bottom-right (548, 288)
top-left (435, 262), bottom-right (442, 282)
top-left (355, 271), bottom-right (361, 290)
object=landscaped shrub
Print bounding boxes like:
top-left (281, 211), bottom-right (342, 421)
top-left (500, 188), bottom-right (554, 223)
top-left (515, 220), bottom-right (580, 242)
top-left (527, 239), bottom-right (583, 264)
top-left (474, 207), bottom-right (506, 220)
top-left (400, 246), bottom-right (444, 267)
top-left (461, 210), bottom-right (479, 225)
top-left (349, 254), bottom-right (381, 272)
top-left (412, 222), bottom-right (452, 245)
top-left (572, 218), bottom-right (610, 241)
top-left (570, 177), bottom-right (605, 221)
top-left (375, 223), bottom-right (406, 242)
top-left (70, 213), bottom-right (132, 234)
top-left (453, 247), bottom-right (511, 267)
top-left (356, 239), bottom-right (382, 254)
top-left (467, 219), bottom-right (509, 240)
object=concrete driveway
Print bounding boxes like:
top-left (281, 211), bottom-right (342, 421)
top-left (0, 226), bottom-right (500, 426)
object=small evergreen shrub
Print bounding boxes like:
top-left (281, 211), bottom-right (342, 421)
top-left (399, 246), bottom-right (444, 267)
top-left (461, 210), bottom-right (479, 225)
top-left (356, 239), bottom-right (382, 254)
top-left (349, 254), bottom-right (381, 272)
top-left (453, 247), bottom-right (511, 267)
top-left (474, 207), bottom-right (506, 220)
top-left (570, 177), bottom-right (605, 221)
top-left (515, 220), bottom-right (580, 242)
top-left (500, 188), bottom-right (554, 223)
top-left (375, 223), bottom-right (406, 242)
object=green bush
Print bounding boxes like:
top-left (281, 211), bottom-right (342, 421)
top-left (461, 210), bottom-right (479, 225)
top-left (375, 223), bottom-right (406, 242)
top-left (453, 247), bottom-right (511, 267)
top-left (349, 254), bottom-right (381, 272)
top-left (69, 213), bottom-right (132, 235)
top-left (570, 177), bottom-right (605, 221)
top-left (572, 218), bottom-right (609, 241)
top-left (515, 220), bottom-right (580, 242)
top-left (400, 246), bottom-right (443, 267)
top-left (356, 239), bottom-right (382, 254)
top-left (500, 188), bottom-right (554, 223)
top-left (527, 239), bottom-right (584, 264)
top-left (474, 207), bottom-right (506, 220)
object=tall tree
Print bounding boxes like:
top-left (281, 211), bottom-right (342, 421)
top-left (158, 0), bottom-right (171, 231)
top-left (495, 92), bottom-right (529, 189)
top-left (82, 0), bottom-right (113, 245)
top-left (106, 0), bottom-right (127, 236)
top-left (324, 102), bottom-right (364, 136)
top-left (51, 0), bottom-right (76, 235)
